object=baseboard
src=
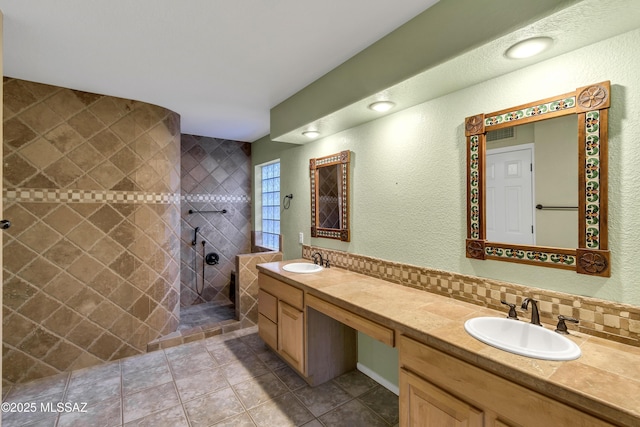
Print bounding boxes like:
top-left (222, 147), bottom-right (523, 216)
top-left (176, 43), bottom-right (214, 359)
top-left (357, 362), bottom-right (399, 396)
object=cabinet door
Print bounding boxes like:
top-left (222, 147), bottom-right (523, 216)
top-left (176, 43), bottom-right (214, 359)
top-left (278, 301), bottom-right (305, 373)
top-left (400, 368), bottom-right (483, 427)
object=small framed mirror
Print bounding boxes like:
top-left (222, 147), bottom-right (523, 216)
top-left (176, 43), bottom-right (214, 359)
top-left (464, 81), bottom-right (610, 276)
top-left (310, 150), bottom-right (351, 241)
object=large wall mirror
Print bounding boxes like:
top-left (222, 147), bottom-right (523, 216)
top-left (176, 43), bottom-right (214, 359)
top-left (465, 81), bottom-right (610, 276)
top-left (310, 150), bottom-right (351, 241)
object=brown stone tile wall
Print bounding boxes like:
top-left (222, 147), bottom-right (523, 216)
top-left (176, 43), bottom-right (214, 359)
top-left (2, 78), bottom-right (182, 385)
top-left (179, 135), bottom-right (251, 308)
top-left (235, 251), bottom-right (283, 328)
top-left (303, 245), bottom-right (640, 348)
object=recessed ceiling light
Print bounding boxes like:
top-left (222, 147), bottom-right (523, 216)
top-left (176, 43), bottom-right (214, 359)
top-left (368, 101), bottom-right (396, 112)
top-left (505, 37), bottom-right (553, 59)
top-left (302, 131), bottom-right (320, 138)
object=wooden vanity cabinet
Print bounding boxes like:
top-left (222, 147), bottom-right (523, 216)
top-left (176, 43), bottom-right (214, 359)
top-left (258, 273), bottom-right (305, 373)
top-left (258, 272), bottom-right (358, 385)
top-left (399, 335), bottom-right (613, 427)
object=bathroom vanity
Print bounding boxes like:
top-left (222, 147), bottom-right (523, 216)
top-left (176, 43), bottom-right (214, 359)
top-left (257, 260), bottom-right (640, 426)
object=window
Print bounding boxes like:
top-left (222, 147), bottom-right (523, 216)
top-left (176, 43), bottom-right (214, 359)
top-left (258, 161), bottom-right (280, 250)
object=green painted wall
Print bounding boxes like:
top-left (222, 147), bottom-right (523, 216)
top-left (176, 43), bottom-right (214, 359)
top-left (357, 334), bottom-right (399, 393)
top-left (270, 0), bottom-right (579, 140)
top-left (253, 28), bottom-right (640, 387)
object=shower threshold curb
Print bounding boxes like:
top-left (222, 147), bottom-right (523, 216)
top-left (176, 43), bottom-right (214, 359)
top-left (146, 318), bottom-right (243, 352)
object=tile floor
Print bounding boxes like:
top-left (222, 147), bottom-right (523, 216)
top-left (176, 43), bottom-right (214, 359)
top-left (178, 301), bottom-right (236, 331)
top-left (2, 326), bottom-right (399, 427)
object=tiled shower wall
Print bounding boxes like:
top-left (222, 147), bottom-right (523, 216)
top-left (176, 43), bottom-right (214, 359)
top-left (235, 251), bottom-right (283, 328)
top-left (180, 135), bottom-right (251, 308)
top-left (2, 78), bottom-right (182, 385)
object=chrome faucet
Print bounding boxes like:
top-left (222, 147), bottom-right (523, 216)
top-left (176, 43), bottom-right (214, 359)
top-left (521, 298), bottom-right (542, 326)
top-left (311, 252), bottom-right (324, 266)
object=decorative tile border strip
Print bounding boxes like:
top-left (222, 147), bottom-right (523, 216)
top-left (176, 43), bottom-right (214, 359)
top-left (3, 189), bottom-right (252, 204)
top-left (468, 135), bottom-right (480, 240)
top-left (302, 245), bottom-right (640, 347)
top-left (484, 245), bottom-right (576, 268)
top-left (182, 193), bottom-right (250, 203)
top-left (3, 188), bottom-right (181, 204)
top-left (584, 110), bottom-right (601, 249)
top-left (485, 96), bottom-right (576, 126)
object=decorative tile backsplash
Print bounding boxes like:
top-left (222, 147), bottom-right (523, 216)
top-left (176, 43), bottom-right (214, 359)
top-left (303, 245), bottom-right (640, 347)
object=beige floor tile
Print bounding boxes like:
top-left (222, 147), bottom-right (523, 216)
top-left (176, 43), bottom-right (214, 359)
top-left (358, 385), bottom-right (399, 425)
top-left (221, 355), bottom-right (270, 386)
top-left (164, 340), bottom-right (208, 361)
top-left (240, 332), bottom-right (271, 353)
top-left (332, 370), bottom-right (378, 397)
top-left (5, 372), bottom-right (69, 401)
top-left (1, 409), bottom-right (57, 427)
top-left (68, 361), bottom-right (121, 387)
top-left (213, 412), bottom-right (257, 426)
top-left (207, 338), bottom-right (254, 365)
top-left (57, 396), bottom-right (121, 427)
top-left (174, 367), bottom-right (229, 403)
top-left (272, 366), bottom-right (307, 391)
top-left (122, 382), bottom-right (180, 424)
top-left (294, 381), bottom-right (353, 417)
top-left (122, 363), bottom-right (172, 396)
top-left (123, 404), bottom-right (188, 427)
top-left (183, 387), bottom-right (245, 426)
top-left (1, 326), bottom-right (399, 427)
top-left (318, 399), bottom-right (389, 427)
top-left (168, 350), bottom-right (218, 380)
top-left (121, 350), bottom-right (167, 375)
top-left (232, 372), bottom-right (289, 409)
top-left (255, 348), bottom-right (288, 371)
top-left (65, 375), bottom-right (121, 405)
top-left (248, 392), bottom-right (314, 427)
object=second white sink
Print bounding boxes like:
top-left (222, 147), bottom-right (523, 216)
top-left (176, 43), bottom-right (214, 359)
top-left (464, 317), bottom-right (581, 361)
top-left (282, 262), bottom-right (323, 274)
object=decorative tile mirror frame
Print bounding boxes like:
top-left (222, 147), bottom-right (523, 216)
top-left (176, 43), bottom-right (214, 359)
top-left (310, 150), bottom-right (351, 241)
top-left (464, 81), bottom-right (610, 277)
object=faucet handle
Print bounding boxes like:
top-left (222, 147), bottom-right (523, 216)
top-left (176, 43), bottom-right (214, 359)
top-left (555, 315), bottom-right (579, 334)
top-left (500, 300), bottom-right (519, 320)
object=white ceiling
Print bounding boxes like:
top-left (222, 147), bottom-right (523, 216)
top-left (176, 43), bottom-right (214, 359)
top-left (0, 0), bottom-right (439, 142)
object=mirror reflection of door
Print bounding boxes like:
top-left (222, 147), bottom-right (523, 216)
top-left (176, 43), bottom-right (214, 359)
top-left (485, 115), bottom-right (578, 248)
top-left (486, 145), bottom-right (535, 245)
top-left (318, 165), bottom-right (341, 229)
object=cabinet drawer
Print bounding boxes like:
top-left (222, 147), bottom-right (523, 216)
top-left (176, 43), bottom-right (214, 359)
top-left (258, 289), bottom-right (277, 322)
top-left (258, 313), bottom-right (277, 349)
top-left (259, 273), bottom-right (304, 310)
top-left (306, 294), bottom-right (394, 347)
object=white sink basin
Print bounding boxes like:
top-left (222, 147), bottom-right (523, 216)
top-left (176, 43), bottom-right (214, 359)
top-left (464, 317), bottom-right (581, 361)
top-left (282, 262), bottom-right (323, 274)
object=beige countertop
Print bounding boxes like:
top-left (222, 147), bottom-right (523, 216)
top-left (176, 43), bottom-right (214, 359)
top-left (257, 259), bottom-right (640, 426)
